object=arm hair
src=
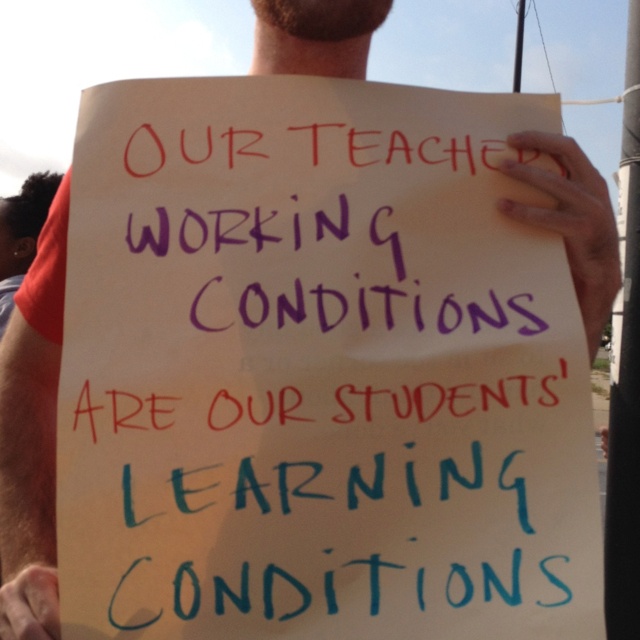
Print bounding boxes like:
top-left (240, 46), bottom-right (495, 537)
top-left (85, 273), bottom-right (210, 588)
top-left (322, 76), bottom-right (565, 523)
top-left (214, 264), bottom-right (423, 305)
top-left (0, 309), bottom-right (60, 581)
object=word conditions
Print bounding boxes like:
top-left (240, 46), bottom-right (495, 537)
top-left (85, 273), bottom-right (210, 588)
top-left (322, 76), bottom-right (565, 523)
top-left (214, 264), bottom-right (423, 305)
top-left (126, 190), bottom-right (550, 337)
top-left (105, 438), bottom-right (572, 631)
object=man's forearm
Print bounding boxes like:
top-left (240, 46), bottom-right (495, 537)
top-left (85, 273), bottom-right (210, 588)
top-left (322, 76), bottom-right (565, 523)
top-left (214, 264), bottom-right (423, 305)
top-left (0, 311), bottom-right (60, 581)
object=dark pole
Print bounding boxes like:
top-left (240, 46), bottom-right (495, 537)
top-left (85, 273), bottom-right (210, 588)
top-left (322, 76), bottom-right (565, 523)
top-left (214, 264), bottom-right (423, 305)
top-left (512, 0), bottom-right (526, 92)
top-left (606, 0), bottom-right (640, 637)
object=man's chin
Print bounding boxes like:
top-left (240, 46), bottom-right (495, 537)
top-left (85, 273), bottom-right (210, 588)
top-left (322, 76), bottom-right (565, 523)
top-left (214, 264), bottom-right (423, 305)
top-left (250, 0), bottom-right (393, 42)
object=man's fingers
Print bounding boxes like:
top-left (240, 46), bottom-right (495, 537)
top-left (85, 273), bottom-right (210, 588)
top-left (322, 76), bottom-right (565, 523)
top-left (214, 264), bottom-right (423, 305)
top-left (497, 129), bottom-right (622, 361)
top-left (0, 566), bottom-right (60, 640)
top-left (496, 197), bottom-right (589, 237)
top-left (23, 568), bottom-right (59, 640)
top-left (506, 131), bottom-right (601, 185)
top-left (498, 156), bottom-right (607, 213)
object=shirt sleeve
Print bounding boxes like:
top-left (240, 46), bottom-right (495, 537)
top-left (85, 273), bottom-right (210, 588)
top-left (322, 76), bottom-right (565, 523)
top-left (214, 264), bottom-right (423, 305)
top-left (14, 168), bottom-right (70, 345)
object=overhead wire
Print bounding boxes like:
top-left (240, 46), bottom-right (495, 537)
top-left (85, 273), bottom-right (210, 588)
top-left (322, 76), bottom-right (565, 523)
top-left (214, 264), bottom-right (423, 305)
top-left (531, 0), bottom-right (558, 95)
top-left (509, 0), bottom-right (625, 108)
top-left (529, 0), bottom-right (567, 132)
top-left (513, 0), bottom-right (623, 132)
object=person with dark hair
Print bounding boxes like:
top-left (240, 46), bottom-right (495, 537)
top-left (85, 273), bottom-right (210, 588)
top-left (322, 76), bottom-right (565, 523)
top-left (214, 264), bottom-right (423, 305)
top-left (0, 173), bottom-right (63, 338)
top-left (0, 1), bottom-right (621, 637)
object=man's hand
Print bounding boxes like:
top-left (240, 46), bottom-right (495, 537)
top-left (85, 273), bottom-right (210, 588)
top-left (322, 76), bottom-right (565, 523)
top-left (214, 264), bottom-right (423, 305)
top-left (0, 565), bottom-right (59, 640)
top-left (497, 131), bottom-right (622, 362)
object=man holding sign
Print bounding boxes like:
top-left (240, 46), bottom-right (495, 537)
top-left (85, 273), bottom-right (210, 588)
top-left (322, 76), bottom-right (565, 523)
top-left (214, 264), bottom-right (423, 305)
top-left (0, 0), bottom-right (621, 638)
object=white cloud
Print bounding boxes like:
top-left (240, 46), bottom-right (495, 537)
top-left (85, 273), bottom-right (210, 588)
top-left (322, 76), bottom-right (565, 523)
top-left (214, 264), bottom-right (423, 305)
top-left (0, 0), bottom-right (245, 195)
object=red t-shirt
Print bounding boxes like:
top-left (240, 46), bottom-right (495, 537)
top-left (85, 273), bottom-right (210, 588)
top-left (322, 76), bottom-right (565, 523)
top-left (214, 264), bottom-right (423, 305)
top-left (14, 169), bottom-right (70, 345)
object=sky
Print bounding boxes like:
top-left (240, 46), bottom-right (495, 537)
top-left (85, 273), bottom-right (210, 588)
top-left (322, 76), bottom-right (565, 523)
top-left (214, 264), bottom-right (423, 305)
top-left (0, 0), bottom-right (630, 203)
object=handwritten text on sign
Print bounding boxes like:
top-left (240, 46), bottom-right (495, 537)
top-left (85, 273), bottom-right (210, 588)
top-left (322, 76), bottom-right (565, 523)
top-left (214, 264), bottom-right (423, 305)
top-left (58, 77), bottom-right (604, 639)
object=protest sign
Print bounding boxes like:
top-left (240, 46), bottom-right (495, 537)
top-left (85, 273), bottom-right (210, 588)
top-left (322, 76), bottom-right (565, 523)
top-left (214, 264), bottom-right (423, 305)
top-left (57, 76), bottom-right (605, 638)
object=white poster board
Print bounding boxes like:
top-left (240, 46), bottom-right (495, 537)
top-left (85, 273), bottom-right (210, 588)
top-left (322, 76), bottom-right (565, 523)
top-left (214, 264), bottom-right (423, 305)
top-left (57, 76), bottom-right (604, 639)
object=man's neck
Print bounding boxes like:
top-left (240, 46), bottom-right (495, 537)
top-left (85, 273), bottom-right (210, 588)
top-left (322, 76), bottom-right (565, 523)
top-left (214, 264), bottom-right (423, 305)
top-left (249, 20), bottom-right (372, 80)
